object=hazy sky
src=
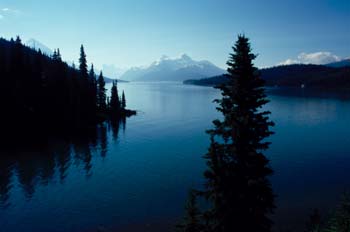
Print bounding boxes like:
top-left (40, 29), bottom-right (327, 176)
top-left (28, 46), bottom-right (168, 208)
top-left (0, 0), bottom-right (349, 73)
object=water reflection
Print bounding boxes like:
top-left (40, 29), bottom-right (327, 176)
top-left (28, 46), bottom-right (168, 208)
top-left (267, 87), bottom-right (350, 100)
top-left (0, 119), bottom-right (124, 208)
top-left (2, 83), bottom-right (350, 232)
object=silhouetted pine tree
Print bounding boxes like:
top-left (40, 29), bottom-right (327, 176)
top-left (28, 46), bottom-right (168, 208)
top-left (324, 194), bottom-right (350, 232)
top-left (97, 71), bottom-right (107, 112)
top-left (110, 81), bottom-right (121, 116)
top-left (201, 35), bottom-right (275, 232)
top-left (52, 49), bottom-right (58, 60)
top-left (121, 91), bottom-right (126, 109)
top-left (177, 190), bottom-right (203, 232)
top-left (88, 64), bottom-right (96, 87)
top-left (78, 44), bottom-right (93, 124)
top-left (79, 45), bottom-right (88, 79)
top-left (56, 48), bottom-right (62, 61)
top-left (88, 63), bottom-right (98, 116)
top-left (52, 49), bottom-right (62, 61)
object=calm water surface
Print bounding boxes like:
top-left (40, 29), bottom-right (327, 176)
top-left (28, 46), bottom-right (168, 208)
top-left (1, 82), bottom-right (350, 232)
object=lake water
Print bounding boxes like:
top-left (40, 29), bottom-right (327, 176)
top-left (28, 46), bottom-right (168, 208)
top-left (1, 82), bottom-right (350, 232)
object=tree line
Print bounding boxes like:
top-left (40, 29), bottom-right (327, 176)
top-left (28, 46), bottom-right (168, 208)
top-left (184, 63), bottom-right (350, 89)
top-left (0, 36), bottom-right (135, 144)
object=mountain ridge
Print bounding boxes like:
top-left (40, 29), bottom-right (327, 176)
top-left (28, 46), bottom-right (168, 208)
top-left (325, 59), bottom-right (350, 68)
top-left (25, 39), bottom-right (53, 55)
top-left (120, 54), bottom-right (225, 81)
top-left (184, 63), bottom-right (350, 89)
top-left (25, 38), bottom-right (126, 83)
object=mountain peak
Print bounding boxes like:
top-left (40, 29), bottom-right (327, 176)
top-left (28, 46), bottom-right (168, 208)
top-left (25, 39), bottom-right (53, 55)
top-left (180, 53), bottom-right (192, 61)
top-left (160, 55), bottom-right (170, 61)
top-left (120, 54), bottom-right (225, 82)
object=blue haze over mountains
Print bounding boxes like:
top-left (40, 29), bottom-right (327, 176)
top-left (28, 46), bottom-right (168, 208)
top-left (25, 39), bottom-right (225, 81)
top-left (26, 39), bottom-right (350, 83)
top-left (120, 54), bottom-right (225, 81)
top-left (25, 39), bottom-right (121, 83)
top-left (25, 38), bottom-right (53, 56)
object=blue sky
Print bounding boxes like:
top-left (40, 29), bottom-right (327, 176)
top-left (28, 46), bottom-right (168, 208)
top-left (0, 0), bottom-right (349, 73)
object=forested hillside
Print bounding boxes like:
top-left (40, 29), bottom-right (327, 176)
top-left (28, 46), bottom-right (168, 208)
top-left (0, 37), bottom-right (134, 144)
top-left (184, 64), bottom-right (350, 89)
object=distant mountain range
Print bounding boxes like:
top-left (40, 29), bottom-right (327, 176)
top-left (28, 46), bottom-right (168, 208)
top-left (25, 39), bottom-right (53, 56)
top-left (25, 40), bottom-right (225, 82)
top-left (102, 64), bottom-right (128, 79)
top-left (120, 54), bottom-right (225, 81)
top-left (25, 39), bottom-right (126, 83)
top-left (184, 61), bottom-right (350, 89)
top-left (24, 38), bottom-right (350, 87)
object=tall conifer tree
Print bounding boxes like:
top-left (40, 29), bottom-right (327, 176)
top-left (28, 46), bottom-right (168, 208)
top-left (97, 71), bottom-right (107, 112)
top-left (110, 81), bottom-right (120, 115)
top-left (177, 190), bottom-right (202, 232)
top-left (89, 63), bottom-right (98, 114)
top-left (201, 35), bottom-right (275, 232)
top-left (88, 64), bottom-right (96, 84)
top-left (78, 44), bottom-right (92, 123)
top-left (121, 91), bottom-right (126, 109)
top-left (79, 45), bottom-right (88, 79)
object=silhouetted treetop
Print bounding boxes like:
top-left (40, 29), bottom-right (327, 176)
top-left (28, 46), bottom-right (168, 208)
top-left (180, 35), bottom-right (275, 232)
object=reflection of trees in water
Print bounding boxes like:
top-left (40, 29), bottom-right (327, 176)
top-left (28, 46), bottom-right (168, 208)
top-left (0, 156), bottom-right (13, 209)
top-left (99, 125), bottom-right (108, 158)
top-left (0, 118), bottom-right (124, 207)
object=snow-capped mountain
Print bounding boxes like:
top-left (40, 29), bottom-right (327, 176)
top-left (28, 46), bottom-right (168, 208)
top-left (120, 54), bottom-right (225, 81)
top-left (102, 64), bottom-right (128, 78)
top-left (25, 39), bottom-right (53, 55)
